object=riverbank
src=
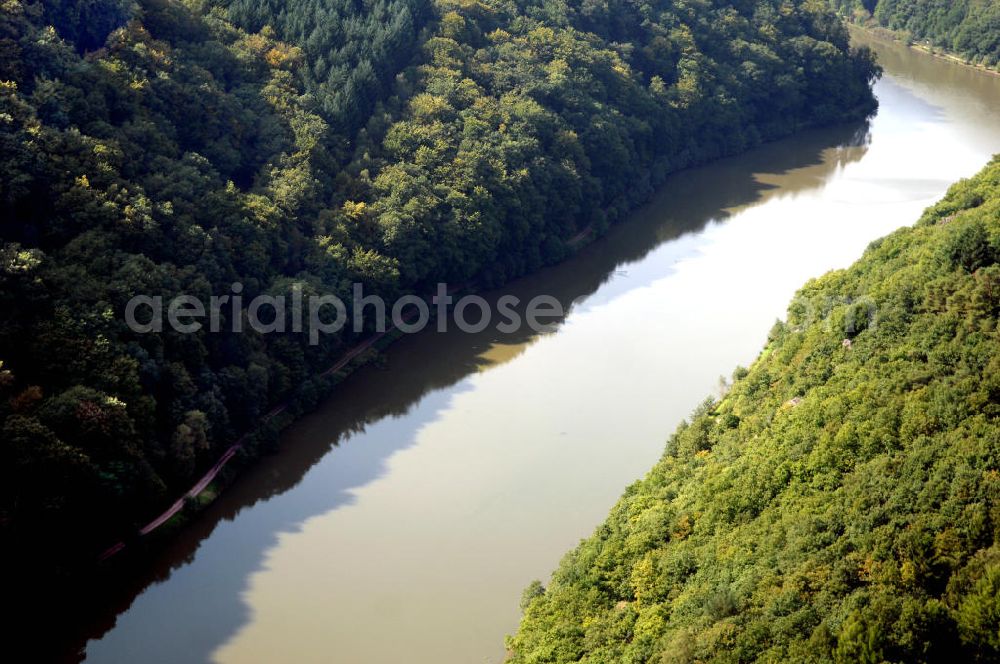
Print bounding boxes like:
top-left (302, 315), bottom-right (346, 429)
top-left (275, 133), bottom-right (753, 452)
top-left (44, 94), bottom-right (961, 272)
top-left (70, 32), bottom-right (1000, 662)
top-left (507, 151), bottom-right (1000, 662)
top-left (847, 22), bottom-right (1000, 78)
top-left (96, 284), bottom-right (452, 561)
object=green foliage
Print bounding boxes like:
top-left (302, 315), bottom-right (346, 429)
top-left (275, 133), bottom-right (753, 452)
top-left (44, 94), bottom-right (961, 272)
top-left (508, 157), bottom-right (1000, 662)
top-left (0, 0), bottom-right (877, 580)
top-left (522, 580), bottom-right (547, 612)
top-left (222, 0), bottom-right (430, 132)
top-left (834, 0), bottom-right (1000, 69)
top-left (41, 0), bottom-right (135, 52)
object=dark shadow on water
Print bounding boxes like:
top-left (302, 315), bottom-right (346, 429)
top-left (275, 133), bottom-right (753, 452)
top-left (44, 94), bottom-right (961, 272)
top-left (49, 119), bottom-right (871, 663)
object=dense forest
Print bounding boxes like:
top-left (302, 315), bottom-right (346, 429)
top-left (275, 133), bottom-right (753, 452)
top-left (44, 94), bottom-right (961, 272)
top-left (831, 0), bottom-right (1000, 68)
top-left (0, 0), bottom-right (879, 582)
top-left (508, 157), bottom-right (1000, 662)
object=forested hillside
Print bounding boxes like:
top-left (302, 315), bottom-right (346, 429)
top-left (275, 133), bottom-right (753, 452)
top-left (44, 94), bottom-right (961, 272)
top-left (832, 0), bottom-right (1000, 68)
top-left (0, 0), bottom-right (879, 580)
top-left (508, 157), bottom-right (1000, 662)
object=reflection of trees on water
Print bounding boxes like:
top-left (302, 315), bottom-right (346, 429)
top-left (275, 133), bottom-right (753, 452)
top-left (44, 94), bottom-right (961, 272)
top-left (58, 118), bottom-right (872, 664)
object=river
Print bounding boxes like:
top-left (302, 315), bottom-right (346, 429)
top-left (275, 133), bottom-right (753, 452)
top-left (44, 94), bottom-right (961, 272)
top-left (69, 29), bottom-right (1000, 664)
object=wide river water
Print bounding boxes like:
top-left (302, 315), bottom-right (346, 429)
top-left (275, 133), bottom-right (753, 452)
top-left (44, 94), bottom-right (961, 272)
top-left (72, 30), bottom-right (1000, 663)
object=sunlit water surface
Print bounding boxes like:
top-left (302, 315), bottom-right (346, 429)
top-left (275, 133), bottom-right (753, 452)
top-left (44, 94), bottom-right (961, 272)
top-left (78, 30), bottom-right (1000, 664)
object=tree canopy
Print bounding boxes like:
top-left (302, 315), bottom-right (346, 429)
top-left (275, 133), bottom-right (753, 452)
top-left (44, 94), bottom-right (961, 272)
top-left (832, 0), bottom-right (1000, 69)
top-left (0, 0), bottom-right (878, 581)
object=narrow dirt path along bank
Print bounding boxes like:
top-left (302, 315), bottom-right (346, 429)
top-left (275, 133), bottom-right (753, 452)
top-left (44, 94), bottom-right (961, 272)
top-left (97, 285), bottom-right (463, 560)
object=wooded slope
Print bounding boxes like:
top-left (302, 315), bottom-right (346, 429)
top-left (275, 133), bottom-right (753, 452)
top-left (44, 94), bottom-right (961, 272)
top-left (0, 0), bottom-right (878, 577)
top-left (510, 157), bottom-right (1000, 662)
